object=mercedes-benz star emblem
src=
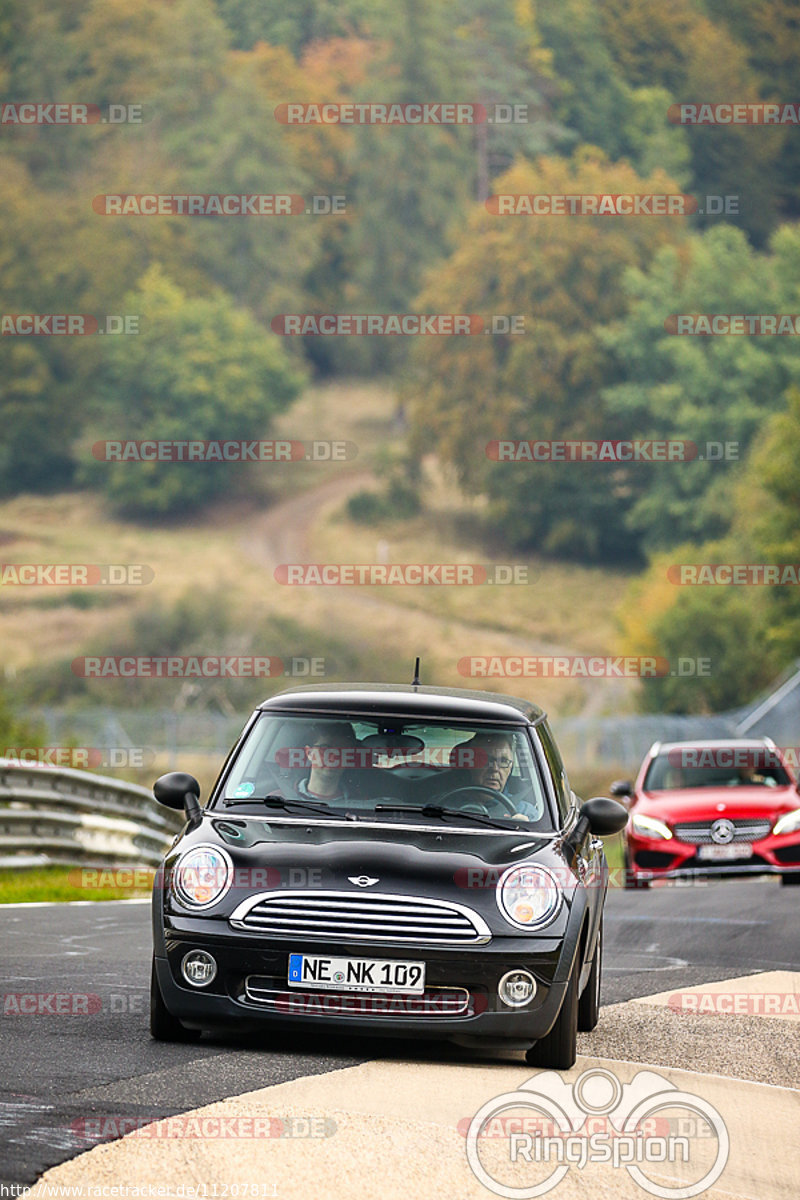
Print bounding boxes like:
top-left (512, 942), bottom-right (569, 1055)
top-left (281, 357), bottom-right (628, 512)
top-left (348, 875), bottom-right (379, 888)
top-left (710, 818), bottom-right (736, 845)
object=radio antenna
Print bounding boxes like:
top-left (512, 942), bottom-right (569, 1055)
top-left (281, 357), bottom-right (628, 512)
top-left (411, 657), bottom-right (421, 687)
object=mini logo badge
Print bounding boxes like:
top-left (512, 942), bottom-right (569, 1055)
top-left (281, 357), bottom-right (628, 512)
top-left (348, 875), bottom-right (379, 888)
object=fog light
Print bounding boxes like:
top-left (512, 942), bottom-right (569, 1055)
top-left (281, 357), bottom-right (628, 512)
top-left (181, 950), bottom-right (217, 987)
top-left (498, 969), bottom-right (537, 1008)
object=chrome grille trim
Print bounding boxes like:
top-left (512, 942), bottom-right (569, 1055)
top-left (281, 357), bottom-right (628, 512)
top-left (243, 977), bottom-right (473, 1017)
top-left (673, 820), bottom-right (771, 844)
top-left (229, 890), bottom-right (492, 945)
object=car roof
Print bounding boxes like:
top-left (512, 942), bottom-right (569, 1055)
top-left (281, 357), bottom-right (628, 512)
top-left (258, 683), bottom-right (544, 726)
top-left (647, 737), bottom-right (777, 756)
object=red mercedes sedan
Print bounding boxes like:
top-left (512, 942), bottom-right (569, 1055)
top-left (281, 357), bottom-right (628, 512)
top-left (610, 738), bottom-right (800, 888)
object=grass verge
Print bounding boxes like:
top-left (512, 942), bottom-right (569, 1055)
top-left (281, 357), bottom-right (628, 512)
top-left (0, 866), bottom-right (154, 904)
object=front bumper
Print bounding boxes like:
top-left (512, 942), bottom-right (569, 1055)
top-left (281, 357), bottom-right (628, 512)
top-left (627, 830), bottom-right (800, 881)
top-left (154, 918), bottom-right (578, 1044)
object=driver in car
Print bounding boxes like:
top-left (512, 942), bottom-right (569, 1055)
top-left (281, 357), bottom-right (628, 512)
top-left (450, 731), bottom-right (541, 820)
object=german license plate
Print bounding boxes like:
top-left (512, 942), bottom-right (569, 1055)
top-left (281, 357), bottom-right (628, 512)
top-left (697, 843), bottom-right (752, 861)
top-left (287, 953), bottom-right (425, 994)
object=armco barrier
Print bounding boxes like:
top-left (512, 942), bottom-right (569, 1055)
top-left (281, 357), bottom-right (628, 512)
top-left (0, 758), bottom-right (184, 869)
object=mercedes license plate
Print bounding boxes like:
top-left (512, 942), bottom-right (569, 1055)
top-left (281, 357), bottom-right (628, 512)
top-left (697, 843), bottom-right (752, 861)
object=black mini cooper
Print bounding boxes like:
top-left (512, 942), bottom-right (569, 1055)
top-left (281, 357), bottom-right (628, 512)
top-left (150, 684), bottom-right (627, 1068)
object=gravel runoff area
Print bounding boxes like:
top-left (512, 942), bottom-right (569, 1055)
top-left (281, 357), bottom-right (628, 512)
top-left (23, 971), bottom-right (800, 1200)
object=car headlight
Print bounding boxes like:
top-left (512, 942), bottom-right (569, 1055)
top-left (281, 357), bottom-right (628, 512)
top-left (496, 865), bottom-right (562, 930)
top-left (631, 813), bottom-right (672, 840)
top-left (172, 844), bottom-right (233, 909)
top-left (773, 808), bottom-right (800, 836)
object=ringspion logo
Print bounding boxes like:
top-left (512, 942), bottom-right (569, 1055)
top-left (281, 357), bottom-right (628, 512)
top-left (465, 1067), bottom-right (729, 1198)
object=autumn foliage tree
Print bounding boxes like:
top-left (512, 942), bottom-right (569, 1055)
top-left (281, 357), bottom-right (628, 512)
top-left (407, 150), bottom-right (691, 560)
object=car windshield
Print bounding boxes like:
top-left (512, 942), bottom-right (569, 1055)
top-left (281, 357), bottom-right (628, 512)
top-left (217, 712), bottom-right (556, 830)
top-left (643, 747), bottom-right (792, 791)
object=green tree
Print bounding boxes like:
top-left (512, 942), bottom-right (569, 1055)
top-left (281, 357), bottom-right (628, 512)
top-left (735, 386), bottom-right (800, 659)
top-left (82, 266), bottom-right (305, 515)
top-left (600, 224), bottom-right (800, 553)
top-left (407, 149), bottom-right (690, 561)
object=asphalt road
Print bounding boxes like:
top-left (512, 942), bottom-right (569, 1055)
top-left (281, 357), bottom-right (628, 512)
top-left (2, 877), bottom-right (798, 1188)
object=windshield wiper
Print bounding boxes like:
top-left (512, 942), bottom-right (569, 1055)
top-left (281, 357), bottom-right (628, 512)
top-left (372, 803), bottom-right (514, 830)
top-left (223, 792), bottom-right (350, 819)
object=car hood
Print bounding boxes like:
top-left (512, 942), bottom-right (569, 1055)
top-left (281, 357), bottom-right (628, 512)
top-left (636, 786), bottom-right (799, 822)
top-left (164, 813), bottom-right (578, 932)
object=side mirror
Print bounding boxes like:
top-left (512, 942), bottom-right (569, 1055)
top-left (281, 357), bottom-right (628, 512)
top-left (154, 771), bottom-right (202, 822)
top-left (580, 795), bottom-right (629, 838)
top-left (563, 796), bottom-right (627, 858)
top-left (609, 780), bottom-right (634, 799)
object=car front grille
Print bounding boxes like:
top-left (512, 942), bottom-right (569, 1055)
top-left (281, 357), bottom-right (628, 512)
top-left (229, 890), bottom-right (492, 945)
top-left (672, 819), bottom-right (771, 844)
top-left (243, 977), bottom-right (477, 1018)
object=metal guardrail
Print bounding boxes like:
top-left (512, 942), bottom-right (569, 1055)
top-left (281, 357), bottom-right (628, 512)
top-left (0, 758), bottom-right (184, 869)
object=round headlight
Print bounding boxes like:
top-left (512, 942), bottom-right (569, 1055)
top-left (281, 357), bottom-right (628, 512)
top-left (497, 865), bottom-right (562, 930)
top-left (172, 844), bottom-right (233, 909)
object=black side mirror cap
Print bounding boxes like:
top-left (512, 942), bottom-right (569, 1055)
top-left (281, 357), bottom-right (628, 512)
top-left (154, 771), bottom-right (202, 822)
top-left (580, 795), bottom-right (630, 838)
top-left (609, 779), bottom-right (634, 798)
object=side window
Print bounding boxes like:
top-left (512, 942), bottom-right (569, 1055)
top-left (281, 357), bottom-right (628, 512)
top-left (536, 722), bottom-right (573, 823)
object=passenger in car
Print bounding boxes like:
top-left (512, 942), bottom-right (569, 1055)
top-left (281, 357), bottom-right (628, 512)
top-left (296, 721), bottom-right (361, 802)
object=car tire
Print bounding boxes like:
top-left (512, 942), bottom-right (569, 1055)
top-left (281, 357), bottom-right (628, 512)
top-left (577, 920), bottom-right (602, 1032)
top-left (525, 963), bottom-right (578, 1070)
top-left (150, 959), bottom-right (202, 1042)
top-left (780, 873), bottom-right (800, 886)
